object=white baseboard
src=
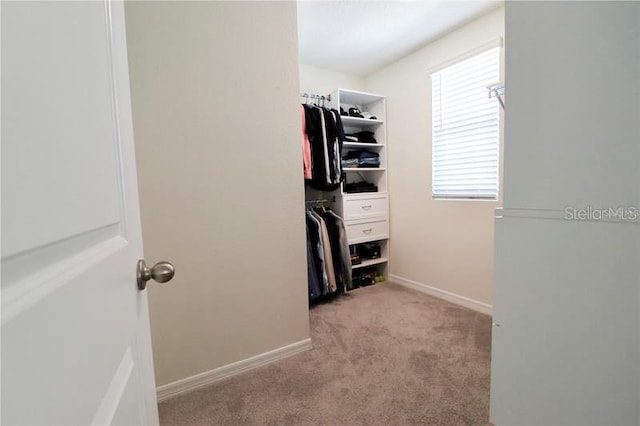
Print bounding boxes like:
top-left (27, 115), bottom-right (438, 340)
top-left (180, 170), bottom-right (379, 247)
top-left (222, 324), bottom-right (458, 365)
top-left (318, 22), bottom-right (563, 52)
top-left (391, 274), bottom-right (493, 316)
top-left (156, 338), bottom-right (312, 402)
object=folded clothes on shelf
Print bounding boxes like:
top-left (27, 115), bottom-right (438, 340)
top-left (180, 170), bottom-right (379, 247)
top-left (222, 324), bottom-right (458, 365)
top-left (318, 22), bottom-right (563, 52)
top-left (344, 181), bottom-right (378, 193)
top-left (344, 131), bottom-right (377, 144)
top-left (342, 158), bottom-right (360, 168)
top-left (342, 149), bottom-right (380, 168)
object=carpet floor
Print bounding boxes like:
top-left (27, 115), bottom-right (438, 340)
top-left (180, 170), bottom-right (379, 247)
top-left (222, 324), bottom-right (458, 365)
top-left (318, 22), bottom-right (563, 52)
top-left (158, 283), bottom-right (492, 425)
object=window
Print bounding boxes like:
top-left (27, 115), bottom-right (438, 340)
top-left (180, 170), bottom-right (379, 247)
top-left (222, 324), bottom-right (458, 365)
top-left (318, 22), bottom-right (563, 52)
top-left (431, 46), bottom-right (501, 199)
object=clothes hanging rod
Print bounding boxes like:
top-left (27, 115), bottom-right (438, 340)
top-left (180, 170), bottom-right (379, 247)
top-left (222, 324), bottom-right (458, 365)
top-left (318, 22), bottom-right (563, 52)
top-left (300, 92), bottom-right (331, 102)
top-left (305, 197), bottom-right (335, 205)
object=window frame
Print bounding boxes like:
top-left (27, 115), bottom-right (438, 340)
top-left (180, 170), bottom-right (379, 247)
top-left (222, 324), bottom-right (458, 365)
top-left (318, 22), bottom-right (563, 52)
top-left (430, 39), bottom-right (503, 202)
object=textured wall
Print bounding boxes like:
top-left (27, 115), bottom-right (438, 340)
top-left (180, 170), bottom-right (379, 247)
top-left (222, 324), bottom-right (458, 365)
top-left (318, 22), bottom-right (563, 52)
top-left (365, 7), bottom-right (505, 307)
top-left (125, 1), bottom-right (309, 387)
top-left (298, 63), bottom-right (366, 96)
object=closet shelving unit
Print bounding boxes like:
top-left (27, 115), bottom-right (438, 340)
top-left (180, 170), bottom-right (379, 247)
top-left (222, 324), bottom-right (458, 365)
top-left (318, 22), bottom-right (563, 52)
top-left (330, 88), bottom-right (389, 282)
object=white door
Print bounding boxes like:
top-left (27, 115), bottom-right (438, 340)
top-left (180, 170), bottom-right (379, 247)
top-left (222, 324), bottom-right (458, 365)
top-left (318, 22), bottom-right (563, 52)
top-left (2, 1), bottom-right (164, 424)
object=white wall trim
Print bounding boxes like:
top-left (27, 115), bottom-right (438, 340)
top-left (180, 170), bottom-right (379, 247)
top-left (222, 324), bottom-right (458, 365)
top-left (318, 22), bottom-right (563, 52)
top-left (497, 207), bottom-right (640, 225)
top-left (156, 338), bottom-right (312, 402)
top-left (391, 275), bottom-right (493, 316)
top-left (427, 37), bottom-right (503, 76)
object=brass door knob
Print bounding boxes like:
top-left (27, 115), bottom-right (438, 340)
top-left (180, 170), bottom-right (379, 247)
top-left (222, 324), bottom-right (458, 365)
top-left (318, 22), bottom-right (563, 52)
top-left (137, 259), bottom-right (175, 290)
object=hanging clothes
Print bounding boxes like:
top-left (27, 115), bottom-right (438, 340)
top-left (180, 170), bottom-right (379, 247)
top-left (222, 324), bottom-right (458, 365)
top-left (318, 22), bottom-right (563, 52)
top-left (328, 210), bottom-right (353, 291)
top-left (316, 209), bottom-right (347, 293)
top-left (310, 209), bottom-right (337, 293)
top-left (305, 226), bottom-right (321, 300)
top-left (301, 105), bottom-right (312, 180)
top-left (301, 104), bottom-right (345, 191)
top-left (306, 211), bottom-right (329, 297)
top-left (305, 206), bottom-right (353, 302)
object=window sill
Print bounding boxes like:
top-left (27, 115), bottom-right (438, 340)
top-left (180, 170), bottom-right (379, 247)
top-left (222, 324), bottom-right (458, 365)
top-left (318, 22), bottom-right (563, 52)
top-left (432, 196), bottom-right (499, 202)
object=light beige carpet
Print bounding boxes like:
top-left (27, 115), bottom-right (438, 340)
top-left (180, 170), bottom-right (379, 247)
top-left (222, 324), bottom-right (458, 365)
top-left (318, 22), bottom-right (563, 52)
top-left (159, 283), bottom-right (492, 425)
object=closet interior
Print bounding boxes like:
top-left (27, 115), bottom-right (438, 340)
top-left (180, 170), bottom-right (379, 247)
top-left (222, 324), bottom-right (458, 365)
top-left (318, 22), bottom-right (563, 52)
top-left (302, 89), bottom-right (390, 302)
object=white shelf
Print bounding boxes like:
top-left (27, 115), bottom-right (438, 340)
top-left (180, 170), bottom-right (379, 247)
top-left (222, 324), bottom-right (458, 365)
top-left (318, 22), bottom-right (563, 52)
top-left (352, 257), bottom-right (388, 270)
top-left (343, 142), bottom-right (385, 148)
top-left (341, 116), bottom-right (383, 127)
top-left (329, 88), bottom-right (389, 281)
top-left (336, 88), bottom-right (385, 105)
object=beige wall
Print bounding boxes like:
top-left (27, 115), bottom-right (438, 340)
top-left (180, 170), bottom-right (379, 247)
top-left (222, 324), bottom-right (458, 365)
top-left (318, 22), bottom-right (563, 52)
top-left (299, 63), bottom-right (365, 96)
top-left (365, 7), bottom-right (505, 306)
top-left (124, 1), bottom-right (309, 387)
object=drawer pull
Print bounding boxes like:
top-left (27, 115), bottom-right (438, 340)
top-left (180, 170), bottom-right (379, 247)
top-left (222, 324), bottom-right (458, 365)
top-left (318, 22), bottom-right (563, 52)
top-left (362, 228), bottom-right (373, 234)
top-left (361, 205), bottom-right (372, 210)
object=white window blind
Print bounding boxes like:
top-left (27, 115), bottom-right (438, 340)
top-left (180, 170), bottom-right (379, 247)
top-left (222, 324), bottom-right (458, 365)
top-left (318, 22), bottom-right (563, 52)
top-left (431, 46), bottom-right (500, 199)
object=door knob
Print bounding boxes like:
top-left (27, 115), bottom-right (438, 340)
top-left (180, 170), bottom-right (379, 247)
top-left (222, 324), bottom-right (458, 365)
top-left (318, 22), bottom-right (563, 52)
top-left (137, 259), bottom-right (175, 290)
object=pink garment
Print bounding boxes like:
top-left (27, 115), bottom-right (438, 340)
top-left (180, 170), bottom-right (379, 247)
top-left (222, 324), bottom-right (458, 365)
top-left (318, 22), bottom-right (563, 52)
top-left (301, 105), bottom-right (312, 180)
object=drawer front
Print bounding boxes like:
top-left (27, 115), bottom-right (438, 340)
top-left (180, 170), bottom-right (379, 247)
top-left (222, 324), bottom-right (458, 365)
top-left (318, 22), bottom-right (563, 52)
top-left (345, 218), bottom-right (389, 244)
top-left (344, 195), bottom-right (388, 220)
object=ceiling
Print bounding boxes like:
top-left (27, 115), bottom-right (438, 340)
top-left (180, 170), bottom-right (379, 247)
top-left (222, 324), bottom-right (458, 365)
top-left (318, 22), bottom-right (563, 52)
top-left (297, 0), bottom-right (502, 77)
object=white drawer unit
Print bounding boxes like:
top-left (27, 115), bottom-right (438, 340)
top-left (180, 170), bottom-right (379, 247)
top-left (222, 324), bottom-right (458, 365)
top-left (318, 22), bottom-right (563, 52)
top-left (328, 88), bottom-right (390, 283)
top-left (343, 193), bottom-right (388, 220)
top-left (345, 217), bottom-right (389, 244)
